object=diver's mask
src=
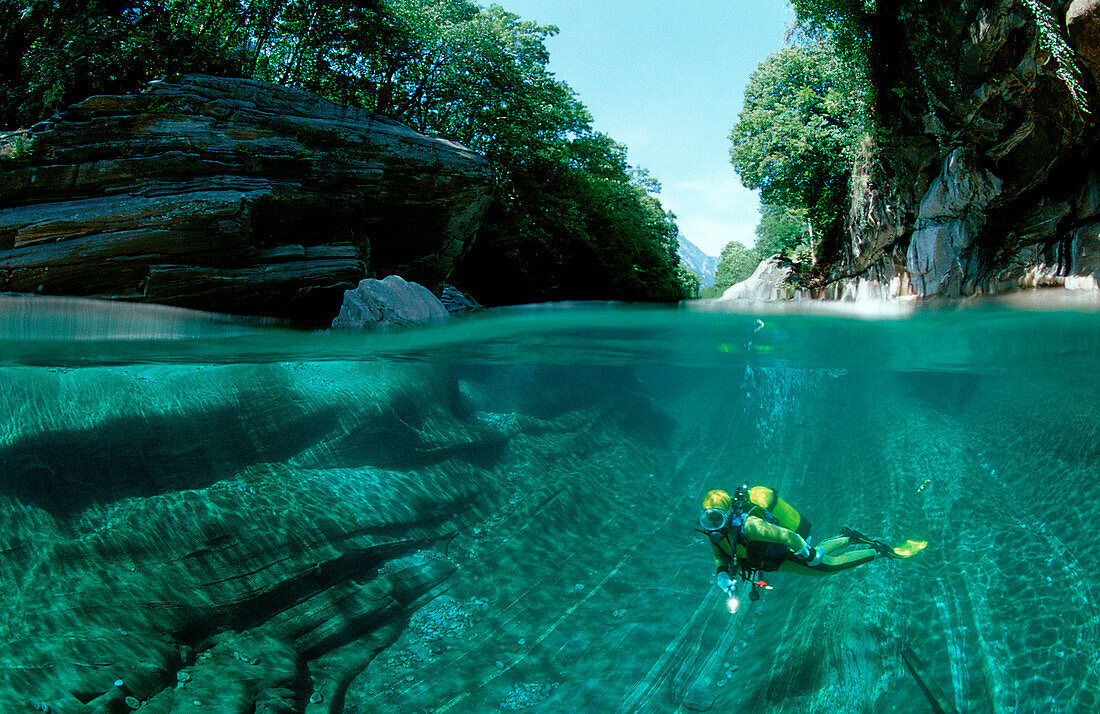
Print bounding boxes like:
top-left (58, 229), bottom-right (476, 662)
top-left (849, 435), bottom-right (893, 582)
top-left (698, 507), bottom-right (741, 544)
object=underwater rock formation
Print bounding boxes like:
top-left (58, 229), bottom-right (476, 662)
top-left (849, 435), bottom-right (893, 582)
top-left (0, 328), bottom-right (674, 713)
top-left (2, 298), bottom-right (1099, 712)
top-left (0, 362), bottom-right (476, 712)
top-left (0, 75), bottom-right (494, 321)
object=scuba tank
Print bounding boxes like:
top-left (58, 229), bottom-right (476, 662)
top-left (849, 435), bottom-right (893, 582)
top-left (730, 485), bottom-right (812, 602)
top-left (740, 485), bottom-right (811, 539)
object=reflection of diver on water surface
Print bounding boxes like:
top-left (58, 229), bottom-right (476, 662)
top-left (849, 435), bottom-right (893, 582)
top-left (697, 485), bottom-right (926, 609)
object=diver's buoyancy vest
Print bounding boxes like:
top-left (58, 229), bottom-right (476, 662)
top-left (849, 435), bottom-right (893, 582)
top-left (723, 486), bottom-right (813, 574)
top-left (749, 486), bottom-right (811, 539)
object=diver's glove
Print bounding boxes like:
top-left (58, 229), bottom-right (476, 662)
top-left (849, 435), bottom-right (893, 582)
top-left (715, 571), bottom-right (734, 595)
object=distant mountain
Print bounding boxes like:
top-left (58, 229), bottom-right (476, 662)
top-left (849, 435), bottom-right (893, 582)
top-left (676, 233), bottom-right (719, 288)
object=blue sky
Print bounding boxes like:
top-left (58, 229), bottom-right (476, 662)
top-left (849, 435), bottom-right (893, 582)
top-left (492, 0), bottom-right (794, 258)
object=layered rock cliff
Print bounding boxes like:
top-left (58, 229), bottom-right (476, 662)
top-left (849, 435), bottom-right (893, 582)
top-left (0, 75), bottom-right (494, 321)
top-left (823, 0), bottom-right (1100, 299)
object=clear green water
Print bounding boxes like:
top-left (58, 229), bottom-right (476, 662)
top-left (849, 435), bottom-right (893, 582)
top-left (1, 297), bottom-right (1098, 713)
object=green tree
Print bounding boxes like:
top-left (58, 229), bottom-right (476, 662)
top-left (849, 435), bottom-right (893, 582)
top-left (0, 0), bottom-right (399, 130)
top-left (785, 0), bottom-right (872, 66)
top-left (754, 204), bottom-right (812, 262)
top-left (728, 37), bottom-right (868, 259)
top-left (357, 1), bottom-right (685, 304)
top-left (676, 265), bottom-right (701, 300)
top-left (457, 141), bottom-right (684, 304)
top-left (0, 0), bottom-right (688, 305)
top-left (713, 241), bottom-right (760, 292)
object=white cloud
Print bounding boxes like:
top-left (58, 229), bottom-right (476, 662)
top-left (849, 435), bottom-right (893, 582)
top-left (659, 173), bottom-right (761, 256)
top-left (676, 216), bottom-right (757, 257)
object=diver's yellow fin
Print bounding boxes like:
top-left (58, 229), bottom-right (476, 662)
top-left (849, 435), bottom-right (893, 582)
top-left (890, 539), bottom-right (928, 558)
top-left (840, 527), bottom-right (928, 559)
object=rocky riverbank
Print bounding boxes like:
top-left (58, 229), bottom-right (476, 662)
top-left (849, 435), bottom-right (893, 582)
top-left (736, 1), bottom-right (1100, 303)
top-left (0, 75), bottom-right (493, 322)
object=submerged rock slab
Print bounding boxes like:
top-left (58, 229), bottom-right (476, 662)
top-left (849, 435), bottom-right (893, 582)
top-left (0, 342), bottom-right (676, 713)
top-left (0, 75), bottom-right (494, 321)
top-left (0, 363), bottom-right (475, 710)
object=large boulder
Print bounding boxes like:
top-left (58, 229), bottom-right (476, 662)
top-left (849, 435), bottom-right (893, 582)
top-left (331, 275), bottom-right (450, 329)
top-left (1068, 0), bottom-right (1100, 78)
top-left (0, 75), bottom-right (494, 321)
top-left (718, 256), bottom-right (804, 302)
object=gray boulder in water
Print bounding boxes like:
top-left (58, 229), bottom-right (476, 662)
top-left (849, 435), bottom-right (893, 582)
top-left (331, 275), bottom-right (449, 329)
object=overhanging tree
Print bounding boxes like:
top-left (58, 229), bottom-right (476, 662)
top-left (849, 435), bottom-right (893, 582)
top-left (1, 0), bottom-right (688, 305)
top-left (728, 36), bottom-right (868, 264)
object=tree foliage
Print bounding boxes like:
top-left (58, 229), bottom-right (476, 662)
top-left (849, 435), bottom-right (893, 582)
top-left (0, 0), bottom-right (687, 305)
top-left (729, 37), bottom-right (868, 248)
top-left (457, 145), bottom-right (684, 304)
top-left (675, 264), bottom-right (701, 300)
top-left (713, 241), bottom-right (759, 292)
top-left (0, 0), bottom-right (397, 130)
top-left (755, 204), bottom-right (813, 263)
top-left (786, 0), bottom-right (872, 67)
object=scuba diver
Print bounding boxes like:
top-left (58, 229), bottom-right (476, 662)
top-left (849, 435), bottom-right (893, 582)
top-left (698, 485), bottom-right (925, 602)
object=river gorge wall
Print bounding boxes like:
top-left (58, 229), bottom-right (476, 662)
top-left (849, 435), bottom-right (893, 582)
top-left (821, 0), bottom-right (1100, 300)
top-left (0, 75), bottom-right (494, 322)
